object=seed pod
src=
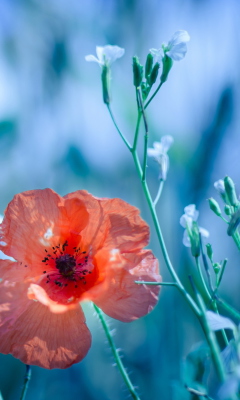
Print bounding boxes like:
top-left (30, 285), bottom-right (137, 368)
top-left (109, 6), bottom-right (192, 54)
top-left (206, 243), bottom-right (213, 262)
top-left (132, 56), bottom-right (143, 87)
top-left (149, 62), bottom-right (160, 85)
top-left (224, 176), bottom-right (239, 207)
top-left (160, 55), bottom-right (173, 84)
top-left (208, 198), bottom-right (221, 217)
top-left (145, 53), bottom-right (154, 81)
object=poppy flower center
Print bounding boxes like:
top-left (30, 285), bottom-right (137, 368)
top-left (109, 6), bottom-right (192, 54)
top-left (55, 254), bottom-right (76, 277)
top-left (41, 240), bottom-right (94, 291)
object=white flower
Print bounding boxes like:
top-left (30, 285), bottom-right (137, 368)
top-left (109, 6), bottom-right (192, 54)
top-left (165, 30), bottom-right (190, 61)
top-left (149, 48), bottom-right (164, 60)
top-left (214, 179), bottom-right (225, 195)
top-left (85, 45), bottom-right (125, 66)
top-left (150, 30), bottom-right (190, 62)
top-left (147, 135), bottom-right (174, 180)
top-left (180, 204), bottom-right (209, 247)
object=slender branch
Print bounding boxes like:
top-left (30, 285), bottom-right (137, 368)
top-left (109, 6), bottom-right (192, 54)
top-left (20, 365), bottom-right (31, 400)
top-left (153, 179), bottom-right (164, 207)
top-left (107, 105), bottom-right (132, 150)
top-left (135, 281), bottom-right (179, 288)
top-left (144, 82), bottom-right (163, 109)
top-left (139, 179), bottom-right (200, 316)
top-left (93, 304), bottom-right (141, 400)
top-left (133, 111), bottom-right (141, 152)
top-left (189, 276), bottom-right (226, 383)
top-left (136, 88), bottom-right (149, 182)
top-left (184, 385), bottom-right (214, 399)
top-left (195, 257), bottom-right (228, 346)
top-left (216, 296), bottom-right (240, 320)
top-left (107, 103), bottom-right (200, 317)
top-left (195, 257), bottom-right (212, 304)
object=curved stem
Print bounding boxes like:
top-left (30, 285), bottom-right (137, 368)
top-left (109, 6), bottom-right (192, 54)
top-left (94, 304), bottom-right (141, 400)
top-left (106, 104), bottom-right (200, 317)
top-left (107, 105), bottom-right (131, 151)
top-left (20, 365), bottom-right (31, 400)
top-left (189, 277), bottom-right (226, 383)
top-left (133, 112), bottom-right (141, 152)
top-left (144, 82), bottom-right (163, 109)
top-left (195, 258), bottom-right (228, 346)
top-left (195, 257), bottom-right (212, 304)
top-left (216, 297), bottom-right (240, 320)
top-left (139, 178), bottom-right (200, 316)
top-left (136, 88), bottom-right (148, 182)
top-left (153, 179), bottom-right (164, 206)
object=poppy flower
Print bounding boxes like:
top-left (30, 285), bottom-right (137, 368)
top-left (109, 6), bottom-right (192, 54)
top-left (0, 189), bottom-right (161, 369)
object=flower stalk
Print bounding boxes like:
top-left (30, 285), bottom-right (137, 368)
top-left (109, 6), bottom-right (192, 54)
top-left (20, 365), bottom-right (31, 400)
top-left (93, 304), bottom-right (141, 400)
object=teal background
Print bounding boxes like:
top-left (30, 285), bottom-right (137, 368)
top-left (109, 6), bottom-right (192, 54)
top-left (0, 0), bottom-right (240, 399)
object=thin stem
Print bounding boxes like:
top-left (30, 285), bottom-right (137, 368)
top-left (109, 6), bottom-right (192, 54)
top-left (153, 179), bottom-right (164, 206)
top-left (195, 257), bottom-right (228, 346)
top-left (189, 277), bottom-right (226, 383)
top-left (139, 178), bottom-right (200, 316)
top-left (144, 82), bottom-right (163, 109)
top-left (94, 304), bottom-right (141, 400)
top-left (195, 257), bottom-right (212, 304)
top-left (217, 258), bottom-right (227, 288)
top-left (185, 385), bottom-right (214, 399)
top-left (220, 215), bottom-right (229, 224)
top-left (133, 111), bottom-right (141, 152)
top-left (232, 230), bottom-right (240, 251)
top-left (107, 103), bottom-right (200, 317)
top-left (135, 281), bottom-right (179, 288)
top-left (136, 88), bottom-right (149, 182)
top-left (20, 365), bottom-right (31, 400)
top-left (107, 105), bottom-right (132, 151)
top-left (216, 296), bottom-right (240, 320)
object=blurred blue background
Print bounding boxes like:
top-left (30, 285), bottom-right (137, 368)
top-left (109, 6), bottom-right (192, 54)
top-left (0, 0), bottom-right (240, 399)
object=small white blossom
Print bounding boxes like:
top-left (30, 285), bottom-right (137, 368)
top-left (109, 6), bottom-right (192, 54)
top-left (147, 135), bottom-right (174, 180)
top-left (180, 204), bottom-right (209, 247)
top-left (214, 179), bottom-right (225, 195)
top-left (85, 45), bottom-right (125, 66)
top-left (150, 30), bottom-right (190, 62)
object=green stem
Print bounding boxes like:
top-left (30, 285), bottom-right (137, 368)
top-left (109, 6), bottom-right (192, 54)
top-left (195, 258), bottom-right (228, 346)
top-left (106, 105), bottom-right (200, 317)
top-left (232, 230), bottom-right (240, 251)
top-left (195, 257), bottom-right (212, 304)
top-left (153, 179), bottom-right (164, 206)
top-left (133, 111), bottom-right (141, 152)
top-left (135, 281), bottom-right (178, 287)
top-left (144, 82), bottom-right (163, 109)
top-left (107, 105), bottom-right (131, 151)
top-left (94, 304), bottom-right (141, 400)
top-left (139, 177), bottom-right (200, 316)
top-left (20, 365), bottom-right (31, 400)
top-left (190, 278), bottom-right (226, 383)
top-left (216, 297), bottom-right (240, 320)
top-left (220, 215), bottom-right (229, 224)
top-left (136, 88), bottom-right (148, 182)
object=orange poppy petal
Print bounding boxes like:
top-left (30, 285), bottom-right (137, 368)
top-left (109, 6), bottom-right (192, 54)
top-left (0, 280), bottom-right (91, 369)
top-left (0, 189), bottom-right (89, 276)
top-left (92, 249), bottom-right (161, 322)
top-left (27, 284), bottom-right (78, 314)
top-left (65, 191), bottom-right (150, 252)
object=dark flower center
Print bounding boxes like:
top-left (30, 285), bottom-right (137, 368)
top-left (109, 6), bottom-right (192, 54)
top-left (41, 240), bottom-right (92, 288)
top-left (55, 254), bottom-right (76, 276)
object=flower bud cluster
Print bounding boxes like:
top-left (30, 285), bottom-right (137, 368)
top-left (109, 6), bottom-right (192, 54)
top-left (212, 176), bottom-right (240, 237)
